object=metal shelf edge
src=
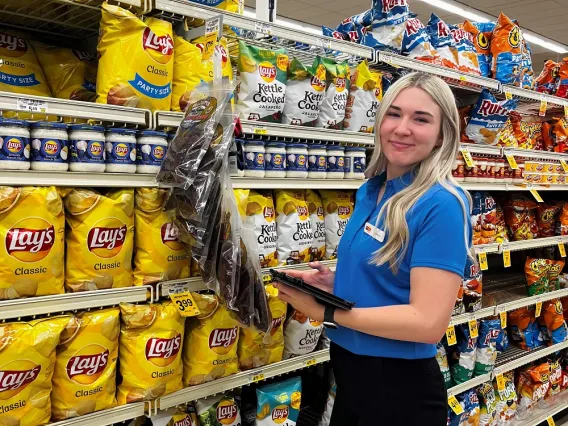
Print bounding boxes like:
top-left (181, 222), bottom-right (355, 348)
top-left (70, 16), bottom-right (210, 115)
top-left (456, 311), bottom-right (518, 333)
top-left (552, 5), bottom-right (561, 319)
top-left (450, 307), bottom-right (496, 326)
top-left (497, 288), bottom-right (568, 313)
top-left (0, 171), bottom-right (159, 188)
top-left (517, 398), bottom-right (568, 426)
top-left (497, 341), bottom-right (568, 374)
top-left (48, 402), bottom-right (146, 426)
top-left (447, 373), bottom-right (492, 396)
top-left (231, 178), bottom-right (365, 190)
top-left (502, 86), bottom-right (568, 107)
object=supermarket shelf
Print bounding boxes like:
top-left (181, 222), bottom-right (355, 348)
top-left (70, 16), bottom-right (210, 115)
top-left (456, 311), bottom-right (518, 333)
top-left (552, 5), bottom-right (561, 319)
top-left (502, 85), bottom-right (568, 116)
top-left (472, 243), bottom-right (500, 254)
top-left (496, 287), bottom-right (568, 313)
top-left (158, 349), bottom-right (330, 410)
top-left (496, 340), bottom-right (568, 375)
top-left (0, 286), bottom-right (150, 321)
top-left (0, 92), bottom-right (151, 127)
top-left (518, 393), bottom-right (568, 426)
top-left (450, 307), bottom-right (496, 327)
top-left (231, 177), bottom-right (365, 190)
top-left (504, 148), bottom-right (568, 162)
top-left (505, 236), bottom-right (567, 252)
top-left (447, 373), bottom-right (492, 396)
top-left (0, 170), bottom-right (158, 187)
top-left (49, 402), bottom-right (147, 426)
top-left (461, 183), bottom-right (568, 191)
top-left (460, 144), bottom-right (503, 156)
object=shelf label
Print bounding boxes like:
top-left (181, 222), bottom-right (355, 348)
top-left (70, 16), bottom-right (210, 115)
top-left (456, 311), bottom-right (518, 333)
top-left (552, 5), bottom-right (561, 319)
top-left (529, 188), bottom-right (544, 203)
top-left (478, 252), bottom-right (488, 271)
top-left (253, 126), bottom-right (268, 135)
top-left (499, 311), bottom-right (507, 329)
top-left (504, 90), bottom-right (513, 100)
top-left (561, 159), bottom-right (568, 173)
top-left (459, 75), bottom-right (467, 82)
top-left (505, 153), bottom-right (518, 170)
top-left (535, 301), bottom-right (543, 318)
top-left (166, 282), bottom-right (191, 295)
top-left (317, 38), bottom-right (332, 49)
top-left (446, 325), bottom-right (457, 346)
top-left (539, 99), bottom-right (548, 117)
top-left (547, 417), bottom-right (556, 426)
top-left (496, 372), bottom-right (506, 391)
top-left (565, 104), bottom-right (568, 118)
top-left (460, 148), bottom-right (474, 168)
top-left (170, 292), bottom-right (200, 317)
top-left (448, 395), bottom-right (463, 415)
top-left (468, 319), bottom-right (478, 339)
top-left (305, 357), bottom-right (317, 367)
top-left (560, 243), bottom-right (567, 258)
top-left (503, 249), bottom-right (511, 268)
top-left (251, 371), bottom-right (265, 383)
top-left (255, 21), bottom-right (272, 35)
top-left (17, 98), bottom-right (48, 113)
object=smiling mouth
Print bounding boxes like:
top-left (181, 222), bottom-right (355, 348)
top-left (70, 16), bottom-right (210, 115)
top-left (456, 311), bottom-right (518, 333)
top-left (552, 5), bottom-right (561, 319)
top-left (389, 141), bottom-right (414, 149)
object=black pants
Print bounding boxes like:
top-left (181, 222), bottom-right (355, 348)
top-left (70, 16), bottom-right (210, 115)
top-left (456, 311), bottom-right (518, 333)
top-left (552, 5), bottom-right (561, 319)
top-left (329, 343), bottom-right (447, 426)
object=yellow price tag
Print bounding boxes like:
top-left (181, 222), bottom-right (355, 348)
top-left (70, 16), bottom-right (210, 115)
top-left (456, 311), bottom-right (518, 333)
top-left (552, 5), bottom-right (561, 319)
top-left (446, 325), bottom-right (457, 346)
top-left (253, 127), bottom-right (268, 135)
top-left (547, 417), bottom-right (556, 426)
top-left (305, 358), bottom-right (317, 367)
top-left (169, 292), bottom-right (201, 317)
top-left (468, 319), bottom-right (479, 339)
top-left (500, 311), bottom-right (507, 329)
top-left (505, 90), bottom-right (512, 100)
top-left (460, 148), bottom-right (474, 168)
top-left (529, 188), bottom-right (544, 203)
top-left (539, 99), bottom-right (548, 117)
top-left (478, 252), bottom-right (488, 271)
top-left (565, 105), bottom-right (568, 118)
top-left (503, 249), bottom-right (511, 268)
top-left (505, 153), bottom-right (518, 170)
top-left (448, 395), bottom-right (464, 415)
top-left (496, 373), bottom-right (506, 391)
top-left (459, 75), bottom-right (467, 82)
top-left (536, 301), bottom-right (543, 318)
top-left (251, 372), bottom-right (265, 383)
top-left (559, 243), bottom-right (567, 258)
top-left (561, 159), bottom-right (568, 173)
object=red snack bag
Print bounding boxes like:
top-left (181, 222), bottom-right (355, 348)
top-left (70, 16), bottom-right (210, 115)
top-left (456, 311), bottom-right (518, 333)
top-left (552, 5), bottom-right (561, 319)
top-left (517, 363), bottom-right (550, 414)
top-left (556, 57), bottom-right (568, 99)
top-left (496, 118), bottom-right (517, 148)
top-left (536, 203), bottom-right (561, 238)
top-left (536, 60), bottom-right (560, 94)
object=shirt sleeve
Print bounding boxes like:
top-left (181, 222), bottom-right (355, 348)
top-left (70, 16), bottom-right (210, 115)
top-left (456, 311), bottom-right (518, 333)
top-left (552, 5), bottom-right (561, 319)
top-left (410, 188), bottom-right (471, 277)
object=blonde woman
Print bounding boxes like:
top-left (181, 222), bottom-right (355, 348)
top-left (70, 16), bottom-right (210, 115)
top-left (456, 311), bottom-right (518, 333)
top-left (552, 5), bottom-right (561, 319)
top-left (276, 72), bottom-right (472, 425)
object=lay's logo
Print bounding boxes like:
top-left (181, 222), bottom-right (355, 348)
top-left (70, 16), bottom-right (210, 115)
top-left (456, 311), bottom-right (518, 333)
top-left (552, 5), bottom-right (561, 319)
top-left (209, 327), bottom-right (238, 349)
top-left (114, 143), bottom-right (130, 157)
top-left (296, 206), bottom-right (309, 217)
top-left (272, 406), bottom-right (289, 423)
top-left (43, 140), bottom-right (60, 156)
top-left (5, 138), bottom-right (23, 153)
top-left (87, 218), bottom-right (127, 258)
top-left (143, 27), bottom-right (174, 56)
top-left (0, 362), bottom-right (41, 397)
top-left (263, 206), bottom-right (274, 219)
top-left (338, 206), bottom-right (351, 216)
top-left (161, 222), bottom-right (184, 251)
top-left (311, 75), bottom-right (326, 93)
top-left (66, 349), bottom-right (109, 382)
top-left (174, 417), bottom-right (193, 426)
top-left (217, 400), bottom-right (238, 422)
top-left (90, 142), bottom-right (103, 156)
top-left (6, 218), bottom-right (55, 262)
top-left (145, 335), bottom-right (181, 361)
top-left (259, 62), bottom-right (277, 83)
top-left (0, 32), bottom-right (27, 57)
top-left (153, 145), bottom-right (165, 159)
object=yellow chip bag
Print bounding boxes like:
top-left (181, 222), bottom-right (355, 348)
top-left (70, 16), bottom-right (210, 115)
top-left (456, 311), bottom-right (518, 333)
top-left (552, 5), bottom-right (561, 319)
top-left (0, 316), bottom-right (69, 426)
top-left (344, 61), bottom-right (382, 133)
top-left (192, 36), bottom-right (233, 82)
top-left (133, 188), bottom-right (190, 285)
top-left (238, 285), bottom-right (286, 370)
top-left (64, 189), bottom-right (134, 292)
top-left (171, 35), bottom-right (205, 112)
top-left (118, 301), bottom-right (185, 405)
top-left (320, 190), bottom-right (354, 260)
top-left (305, 189), bottom-right (325, 262)
top-left (274, 190), bottom-right (313, 266)
top-left (0, 186), bottom-right (65, 299)
top-left (97, 3), bottom-right (174, 111)
top-left (51, 308), bottom-right (119, 420)
top-left (185, 0), bottom-right (243, 13)
top-left (182, 293), bottom-right (240, 386)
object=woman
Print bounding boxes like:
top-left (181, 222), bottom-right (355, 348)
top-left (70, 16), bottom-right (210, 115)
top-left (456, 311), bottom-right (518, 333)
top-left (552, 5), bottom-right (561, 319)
top-left (276, 72), bottom-right (473, 425)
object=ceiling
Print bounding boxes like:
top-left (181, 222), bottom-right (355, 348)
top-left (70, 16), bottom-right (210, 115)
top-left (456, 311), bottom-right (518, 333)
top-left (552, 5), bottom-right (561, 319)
top-left (245, 0), bottom-right (568, 72)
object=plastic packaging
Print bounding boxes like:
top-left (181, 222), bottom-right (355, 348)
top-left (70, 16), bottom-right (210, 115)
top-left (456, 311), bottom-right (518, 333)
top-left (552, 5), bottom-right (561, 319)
top-left (105, 128), bottom-right (136, 173)
top-left (243, 140), bottom-right (265, 178)
top-left (286, 143), bottom-right (308, 178)
top-left (136, 130), bottom-right (168, 174)
top-left (30, 122), bottom-right (69, 171)
top-left (326, 146), bottom-right (345, 179)
top-left (0, 118), bottom-right (30, 170)
top-left (69, 124), bottom-right (106, 172)
top-left (308, 145), bottom-right (327, 179)
top-left (345, 147), bottom-right (366, 179)
top-left (265, 142), bottom-right (286, 178)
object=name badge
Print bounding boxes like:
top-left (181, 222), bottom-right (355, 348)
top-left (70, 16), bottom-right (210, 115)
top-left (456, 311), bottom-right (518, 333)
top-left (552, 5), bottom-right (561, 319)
top-left (364, 222), bottom-right (385, 242)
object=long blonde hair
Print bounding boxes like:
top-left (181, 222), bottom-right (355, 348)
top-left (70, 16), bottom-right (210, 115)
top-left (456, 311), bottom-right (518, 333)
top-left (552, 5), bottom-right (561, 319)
top-left (366, 72), bottom-right (472, 272)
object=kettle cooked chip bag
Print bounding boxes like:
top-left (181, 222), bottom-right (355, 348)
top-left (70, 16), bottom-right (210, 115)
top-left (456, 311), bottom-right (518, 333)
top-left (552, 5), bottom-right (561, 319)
top-left (0, 186), bottom-right (65, 299)
top-left (118, 301), bottom-right (184, 404)
top-left (316, 59), bottom-right (350, 130)
top-left (320, 190), bottom-right (353, 260)
top-left (426, 14), bottom-right (459, 70)
top-left (369, 0), bottom-right (409, 53)
top-left (171, 34), bottom-right (206, 112)
top-left (51, 308), bottom-right (119, 420)
top-left (305, 189), bottom-right (326, 262)
top-left (274, 190), bottom-right (313, 265)
top-left (256, 377), bottom-right (302, 426)
top-left (97, 3), bottom-right (174, 111)
top-left (462, 20), bottom-right (495, 78)
top-left (237, 41), bottom-right (288, 122)
top-left (464, 89), bottom-right (517, 145)
top-left (0, 316), bottom-right (69, 426)
top-left (64, 189), bottom-right (134, 292)
top-left (491, 13), bottom-right (522, 84)
top-left (196, 392), bottom-right (241, 426)
top-left (344, 61), bottom-right (382, 133)
top-left (283, 310), bottom-right (324, 359)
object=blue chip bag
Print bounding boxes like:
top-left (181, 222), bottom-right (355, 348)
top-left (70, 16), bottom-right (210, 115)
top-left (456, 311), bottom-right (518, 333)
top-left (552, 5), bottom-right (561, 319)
top-left (436, 342), bottom-right (452, 388)
top-left (463, 21), bottom-right (495, 78)
top-left (460, 390), bottom-right (480, 426)
top-left (448, 323), bottom-right (478, 385)
top-left (322, 25), bottom-right (347, 41)
top-left (369, 0), bottom-right (409, 53)
top-left (450, 24), bottom-right (481, 75)
top-left (474, 319), bottom-right (501, 376)
top-left (519, 38), bottom-right (535, 89)
top-left (256, 377), bottom-right (302, 426)
top-left (464, 89), bottom-right (517, 145)
top-left (490, 13), bottom-right (522, 84)
top-left (496, 326), bottom-right (509, 352)
top-left (401, 17), bottom-right (439, 63)
top-left (336, 16), bottom-right (355, 37)
top-left (426, 14), bottom-right (458, 70)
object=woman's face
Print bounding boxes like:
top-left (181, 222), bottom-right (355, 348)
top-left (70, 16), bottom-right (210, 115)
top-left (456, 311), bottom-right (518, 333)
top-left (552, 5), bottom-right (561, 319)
top-left (380, 87), bottom-right (443, 172)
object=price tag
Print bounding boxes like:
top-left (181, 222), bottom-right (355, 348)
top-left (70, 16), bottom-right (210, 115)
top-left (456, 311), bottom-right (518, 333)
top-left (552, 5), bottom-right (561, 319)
top-left (478, 252), bottom-right (488, 271)
top-left (496, 373), bottom-right (506, 391)
top-left (459, 75), bottom-right (467, 82)
top-left (564, 105), bottom-right (568, 118)
top-left (500, 311), bottom-right (507, 329)
top-left (559, 243), bottom-right (567, 258)
top-left (560, 159), bottom-right (568, 173)
top-left (460, 148), bottom-right (474, 168)
top-left (539, 99), bottom-right (548, 117)
top-left (17, 98), bottom-right (48, 113)
top-left (167, 282), bottom-right (191, 295)
top-left (251, 372), bottom-right (265, 383)
top-left (505, 153), bottom-right (518, 170)
top-left (448, 395), bottom-right (464, 415)
top-left (535, 301), bottom-right (543, 318)
top-left (446, 325), bottom-right (457, 346)
top-left (305, 357), bottom-right (317, 367)
top-left (202, 17), bottom-right (221, 60)
top-left (169, 292), bottom-right (201, 317)
top-left (547, 417), bottom-right (556, 426)
top-left (505, 90), bottom-right (513, 100)
top-left (253, 126), bottom-right (267, 135)
top-left (255, 21), bottom-right (272, 35)
top-left (529, 188), bottom-right (544, 203)
top-left (468, 319), bottom-right (479, 339)
top-left (503, 249), bottom-right (511, 268)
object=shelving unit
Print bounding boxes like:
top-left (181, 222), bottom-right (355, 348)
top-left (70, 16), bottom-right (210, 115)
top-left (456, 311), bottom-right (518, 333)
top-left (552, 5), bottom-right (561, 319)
top-left (49, 402), bottom-right (147, 426)
top-left (0, 170), bottom-right (158, 187)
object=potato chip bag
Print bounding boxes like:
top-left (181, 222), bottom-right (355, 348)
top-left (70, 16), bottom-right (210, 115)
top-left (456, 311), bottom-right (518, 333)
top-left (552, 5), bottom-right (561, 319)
top-left (369, 0), bottom-right (409, 53)
top-left (274, 190), bottom-right (313, 266)
top-left (51, 308), bottom-right (119, 420)
top-left (450, 25), bottom-right (481, 75)
top-left (282, 57), bottom-right (326, 127)
top-left (305, 190), bottom-right (325, 262)
top-left (493, 371), bottom-right (516, 424)
top-left (182, 294), bottom-right (240, 386)
top-left (462, 21), bottom-right (494, 78)
top-left (316, 59), bottom-right (350, 130)
top-left (557, 57), bottom-right (568, 99)
top-left (256, 377), bottom-right (301, 426)
top-left (538, 299), bottom-right (568, 345)
top-left (480, 192), bottom-right (496, 244)
top-left (519, 38), bottom-right (535, 90)
top-left (64, 189), bottom-right (134, 292)
top-left (283, 310), bottom-right (323, 359)
top-left (33, 43), bottom-right (97, 102)
top-left (0, 316), bottom-right (68, 426)
top-left (344, 61), bottom-right (382, 133)
top-left (447, 323), bottom-right (477, 385)
top-left (0, 186), bottom-right (65, 299)
top-left (536, 60), bottom-right (561, 94)
top-left (162, 404), bottom-right (199, 426)
top-left (435, 342), bottom-right (451, 388)
top-left (133, 188), bottom-right (190, 285)
top-left (490, 13), bottom-right (522, 84)
top-left (401, 17), bottom-right (439, 64)
top-left (474, 319), bottom-right (500, 376)
top-left (476, 382), bottom-right (497, 426)
top-left (193, 36), bottom-right (233, 84)
top-left (426, 14), bottom-right (459, 70)
top-left (238, 285), bottom-right (286, 370)
top-left (320, 190), bottom-right (353, 260)
top-left (457, 390), bottom-right (480, 426)
top-left (464, 89), bottom-right (517, 145)
top-left (171, 35), bottom-right (205, 113)
top-left (196, 392), bottom-right (241, 426)
top-left (118, 301), bottom-right (184, 404)
top-left (517, 363), bottom-right (550, 414)
top-left (237, 41), bottom-right (288, 122)
top-left (463, 258), bottom-right (481, 314)
top-left (97, 3), bottom-right (174, 111)
top-left (453, 285), bottom-right (464, 316)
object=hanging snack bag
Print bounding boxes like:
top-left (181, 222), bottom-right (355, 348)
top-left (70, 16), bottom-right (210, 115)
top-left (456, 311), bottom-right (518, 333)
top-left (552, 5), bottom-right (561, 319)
top-left (477, 382), bottom-right (498, 426)
top-left (536, 203), bottom-right (561, 238)
top-left (464, 89), bottom-right (517, 145)
top-left (274, 190), bottom-right (313, 266)
top-left (450, 25), bottom-right (481, 75)
top-left (117, 301), bottom-right (184, 404)
top-left (462, 21), bottom-right (495, 78)
top-left (536, 60), bottom-right (561, 94)
top-left (508, 307), bottom-right (542, 350)
top-left (426, 14), bottom-right (459, 70)
top-left (548, 259), bottom-right (565, 291)
top-left (557, 58), bottom-right (568, 99)
top-left (0, 186), bottom-right (65, 299)
top-left (237, 41), bottom-right (288, 122)
top-left (183, 293), bottom-right (240, 386)
top-left (282, 57), bottom-right (326, 127)
top-left (316, 59), bottom-right (350, 130)
top-left (133, 188), bottom-right (190, 285)
top-left (171, 34), bottom-right (205, 112)
top-left (401, 17), bottom-right (439, 63)
top-left (525, 258), bottom-right (551, 296)
top-left (196, 392), bottom-right (241, 426)
top-left (435, 342), bottom-right (452, 388)
top-left (305, 189), bottom-right (326, 262)
top-left (64, 189), bottom-right (134, 292)
top-left (238, 285), bottom-right (286, 370)
top-left (490, 13), bottom-right (522, 84)
top-left (283, 310), bottom-right (324, 359)
top-left (344, 61), bottom-right (383, 133)
top-left (97, 3), bottom-right (174, 111)
top-left (320, 190), bottom-right (353, 260)
top-left (538, 299), bottom-right (568, 345)
top-left (256, 377), bottom-right (301, 426)
top-left (517, 363), bottom-right (550, 414)
top-left (447, 323), bottom-right (478, 385)
top-left (463, 256), bottom-right (482, 313)
top-left (493, 371), bottom-right (517, 425)
top-left (369, 0), bottom-right (409, 53)
top-left (474, 319), bottom-right (500, 376)
top-left (51, 308), bottom-right (119, 420)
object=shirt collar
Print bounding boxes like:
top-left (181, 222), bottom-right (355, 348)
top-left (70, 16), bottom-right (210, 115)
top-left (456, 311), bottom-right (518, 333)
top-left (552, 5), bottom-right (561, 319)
top-left (368, 169), bottom-right (416, 194)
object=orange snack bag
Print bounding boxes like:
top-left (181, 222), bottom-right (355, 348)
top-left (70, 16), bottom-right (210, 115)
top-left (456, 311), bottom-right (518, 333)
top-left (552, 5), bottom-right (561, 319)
top-left (525, 258), bottom-right (551, 296)
top-left (508, 307), bottom-right (540, 350)
top-left (517, 363), bottom-right (550, 414)
top-left (560, 202), bottom-right (568, 236)
top-left (536, 203), bottom-right (561, 238)
top-left (548, 260), bottom-right (566, 291)
top-left (536, 60), bottom-right (561, 94)
top-left (491, 13), bottom-right (522, 84)
top-left (556, 57), bottom-right (568, 99)
top-left (504, 195), bottom-right (538, 241)
top-left (462, 20), bottom-right (494, 77)
top-left (538, 299), bottom-right (568, 345)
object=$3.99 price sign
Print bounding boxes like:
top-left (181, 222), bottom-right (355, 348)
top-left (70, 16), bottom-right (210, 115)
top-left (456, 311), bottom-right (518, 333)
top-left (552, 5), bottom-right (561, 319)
top-left (170, 292), bottom-right (201, 317)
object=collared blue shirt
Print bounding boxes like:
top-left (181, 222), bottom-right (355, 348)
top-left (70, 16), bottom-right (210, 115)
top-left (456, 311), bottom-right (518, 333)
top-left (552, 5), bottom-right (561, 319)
top-left (327, 170), bottom-right (471, 359)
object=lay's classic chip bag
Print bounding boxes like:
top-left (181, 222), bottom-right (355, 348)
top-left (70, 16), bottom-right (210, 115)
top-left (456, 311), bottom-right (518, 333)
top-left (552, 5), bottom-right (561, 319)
top-left (97, 3), bottom-right (174, 111)
top-left (369, 0), bottom-right (409, 53)
top-left (426, 14), bottom-right (459, 70)
top-left (133, 188), bottom-right (190, 285)
top-left (237, 41), bottom-right (288, 122)
top-left (462, 20), bottom-right (494, 78)
top-left (464, 89), bottom-right (517, 145)
top-left (320, 190), bottom-right (353, 260)
top-left (256, 377), bottom-right (301, 426)
top-left (51, 308), bottom-right (119, 420)
top-left (275, 190), bottom-right (313, 266)
top-left (401, 17), bottom-right (439, 64)
top-left (182, 294), bottom-right (240, 386)
top-left (0, 186), bottom-right (65, 299)
top-left (64, 189), bottom-right (134, 292)
top-left (0, 316), bottom-right (69, 426)
top-left (197, 392), bottom-right (241, 426)
top-left (171, 35), bottom-right (205, 112)
top-left (305, 189), bottom-right (325, 262)
top-left (450, 24), bottom-right (481, 75)
top-left (490, 13), bottom-right (522, 84)
top-left (118, 301), bottom-right (184, 404)
top-left (344, 61), bottom-right (382, 133)
top-left (186, 0), bottom-right (243, 14)
top-left (316, 59), bottom-right (350, 130)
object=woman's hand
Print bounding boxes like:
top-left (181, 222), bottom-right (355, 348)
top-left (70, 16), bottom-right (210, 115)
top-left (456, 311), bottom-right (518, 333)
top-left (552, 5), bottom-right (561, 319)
top-left (276, 283), bottom-right (325, 322)
top-left (284, 261), bottom-right (335, 293)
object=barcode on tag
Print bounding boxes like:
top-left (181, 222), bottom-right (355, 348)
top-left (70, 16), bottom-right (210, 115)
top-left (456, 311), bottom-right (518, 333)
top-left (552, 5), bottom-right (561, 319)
top-left (205, 17), bottom-right (220, 35)
top-left (17, 98), bottom-right (48, 113)
top-left (167, 282), bottom-right (190, 295)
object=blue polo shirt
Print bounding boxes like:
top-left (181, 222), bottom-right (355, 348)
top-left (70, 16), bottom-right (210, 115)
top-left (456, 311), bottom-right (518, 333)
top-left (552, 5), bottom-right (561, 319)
top-left (327, 170), bottom-right (471, 359)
